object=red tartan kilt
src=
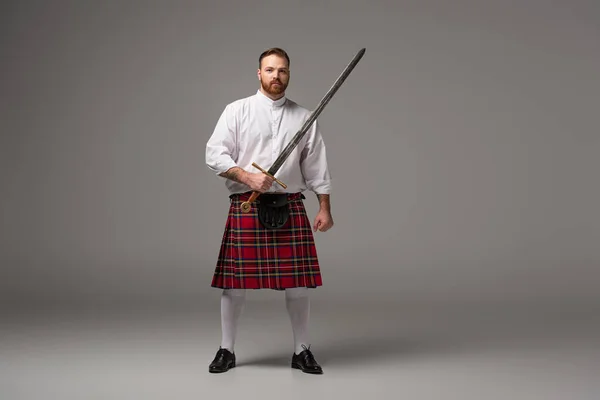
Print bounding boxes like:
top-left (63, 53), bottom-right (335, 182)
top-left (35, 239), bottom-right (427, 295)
top-left (211, 191), bottom-right (322, 290)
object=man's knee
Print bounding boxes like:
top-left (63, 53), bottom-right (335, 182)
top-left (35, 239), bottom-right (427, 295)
top-left (223, 288), bottom-right (246, 297)
top-left (285, 287), bottom-right (309, 299)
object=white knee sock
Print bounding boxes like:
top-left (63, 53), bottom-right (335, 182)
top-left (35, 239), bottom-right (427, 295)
top-left (285, 287), bottom-right (310, 355)
top-left (220, 289), bottom-right (246, 352)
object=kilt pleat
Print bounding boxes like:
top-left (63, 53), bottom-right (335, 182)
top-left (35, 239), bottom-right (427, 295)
top-left (211, 191), bottom-right (322, 290)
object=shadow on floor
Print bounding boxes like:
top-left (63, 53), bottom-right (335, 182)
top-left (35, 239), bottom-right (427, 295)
top-left (229, 310), bottom-right (600, 368)
top-left (235, 334), bottom-right (458, 368)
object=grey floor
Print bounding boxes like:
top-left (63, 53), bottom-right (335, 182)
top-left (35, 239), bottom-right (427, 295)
top-left (2, 297), bottom-right (599, 400)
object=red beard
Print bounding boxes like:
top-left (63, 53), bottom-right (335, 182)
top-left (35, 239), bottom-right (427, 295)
top-left (261, 78), bottom-right (287, 96)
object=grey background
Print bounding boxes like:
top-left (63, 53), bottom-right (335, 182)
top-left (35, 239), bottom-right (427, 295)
top-left (1, 1), bottom-right (599, 399)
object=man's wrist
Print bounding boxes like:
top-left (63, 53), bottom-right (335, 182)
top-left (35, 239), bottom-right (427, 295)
top-left (316, 193), bottom-right (331, 212)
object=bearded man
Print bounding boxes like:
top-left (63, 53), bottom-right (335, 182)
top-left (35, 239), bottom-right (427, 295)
top-left (205, 47), bottom-right (333, 374)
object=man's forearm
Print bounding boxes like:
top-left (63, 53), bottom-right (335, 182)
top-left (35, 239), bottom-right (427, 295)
top-left (316, 193), bottom-right (331, 212)
top-left (219, 167), bottom-right (249, 185)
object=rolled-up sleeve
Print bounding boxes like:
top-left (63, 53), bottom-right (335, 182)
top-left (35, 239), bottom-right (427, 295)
top-left (206, 105), bottom-right (238, 176)
top-left (300, 120), bottom-right (332, 194)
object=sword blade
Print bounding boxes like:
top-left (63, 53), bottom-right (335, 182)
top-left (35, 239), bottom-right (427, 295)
top-left (267, 48), bottom-right (366, 175)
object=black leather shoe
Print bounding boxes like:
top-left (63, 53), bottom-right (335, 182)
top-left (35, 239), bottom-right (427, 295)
top-left (291, 344), bottom-right (323, 374)
top-left (209, 347), bottom-right (236, 373)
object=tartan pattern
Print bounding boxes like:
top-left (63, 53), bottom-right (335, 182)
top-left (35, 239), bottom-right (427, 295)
top-left (211, 191), bottom-right (322, 290)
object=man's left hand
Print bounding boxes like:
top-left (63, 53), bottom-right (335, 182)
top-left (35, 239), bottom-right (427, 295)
top-left (313, 210), bottom-right (334, 232)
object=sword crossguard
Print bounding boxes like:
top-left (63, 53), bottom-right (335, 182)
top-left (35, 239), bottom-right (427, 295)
top-left (251, 162), bottom-right (287, 188)
top-left (240, 162), bottom-right (287, 213)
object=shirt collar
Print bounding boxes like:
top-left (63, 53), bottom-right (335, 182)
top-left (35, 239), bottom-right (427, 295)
top-left (256, 89), bottom-right (287, 107)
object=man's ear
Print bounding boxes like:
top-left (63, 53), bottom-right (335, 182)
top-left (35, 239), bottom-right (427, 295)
top-left (257, 69), bottom-right (261, 81)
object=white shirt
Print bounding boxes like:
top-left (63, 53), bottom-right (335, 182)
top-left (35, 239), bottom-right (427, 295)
top-left (206, 90), bottom-right (332, 195)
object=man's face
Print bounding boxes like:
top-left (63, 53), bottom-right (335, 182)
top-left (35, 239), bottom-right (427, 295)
top-left (258, 55), bottom-right (289, 98)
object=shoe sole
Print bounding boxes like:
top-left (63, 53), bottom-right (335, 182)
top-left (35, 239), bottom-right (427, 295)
top-left (209, 362), bottom-right (236, 373)
top-left (291, 363), bottom-right (323, 374)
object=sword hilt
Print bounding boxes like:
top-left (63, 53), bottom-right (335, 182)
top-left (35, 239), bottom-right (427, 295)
top-left (251, 162), bottom-right (287, 188)
top-left (240, 163), bottom-right (287, 213)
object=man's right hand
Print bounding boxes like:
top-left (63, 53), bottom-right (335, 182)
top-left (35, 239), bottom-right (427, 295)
top-left (244, 172), bottom-right (275, 193)
top-left (220, 167), bottom-right (274, 192)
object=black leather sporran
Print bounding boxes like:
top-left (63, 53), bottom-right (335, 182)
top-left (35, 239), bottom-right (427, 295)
top-left (257, 193), bottom-right (290, 229)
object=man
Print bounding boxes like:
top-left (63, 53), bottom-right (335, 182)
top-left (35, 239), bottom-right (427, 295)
top-left (205, 47), bottom-right (333, 374)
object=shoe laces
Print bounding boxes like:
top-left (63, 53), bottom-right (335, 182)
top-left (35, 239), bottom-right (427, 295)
top-left (300, 344), bottom-right (316, 363)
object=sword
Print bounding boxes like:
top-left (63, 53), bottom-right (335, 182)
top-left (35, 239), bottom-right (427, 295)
top-left (240, 47), bottom-right (366, 213)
